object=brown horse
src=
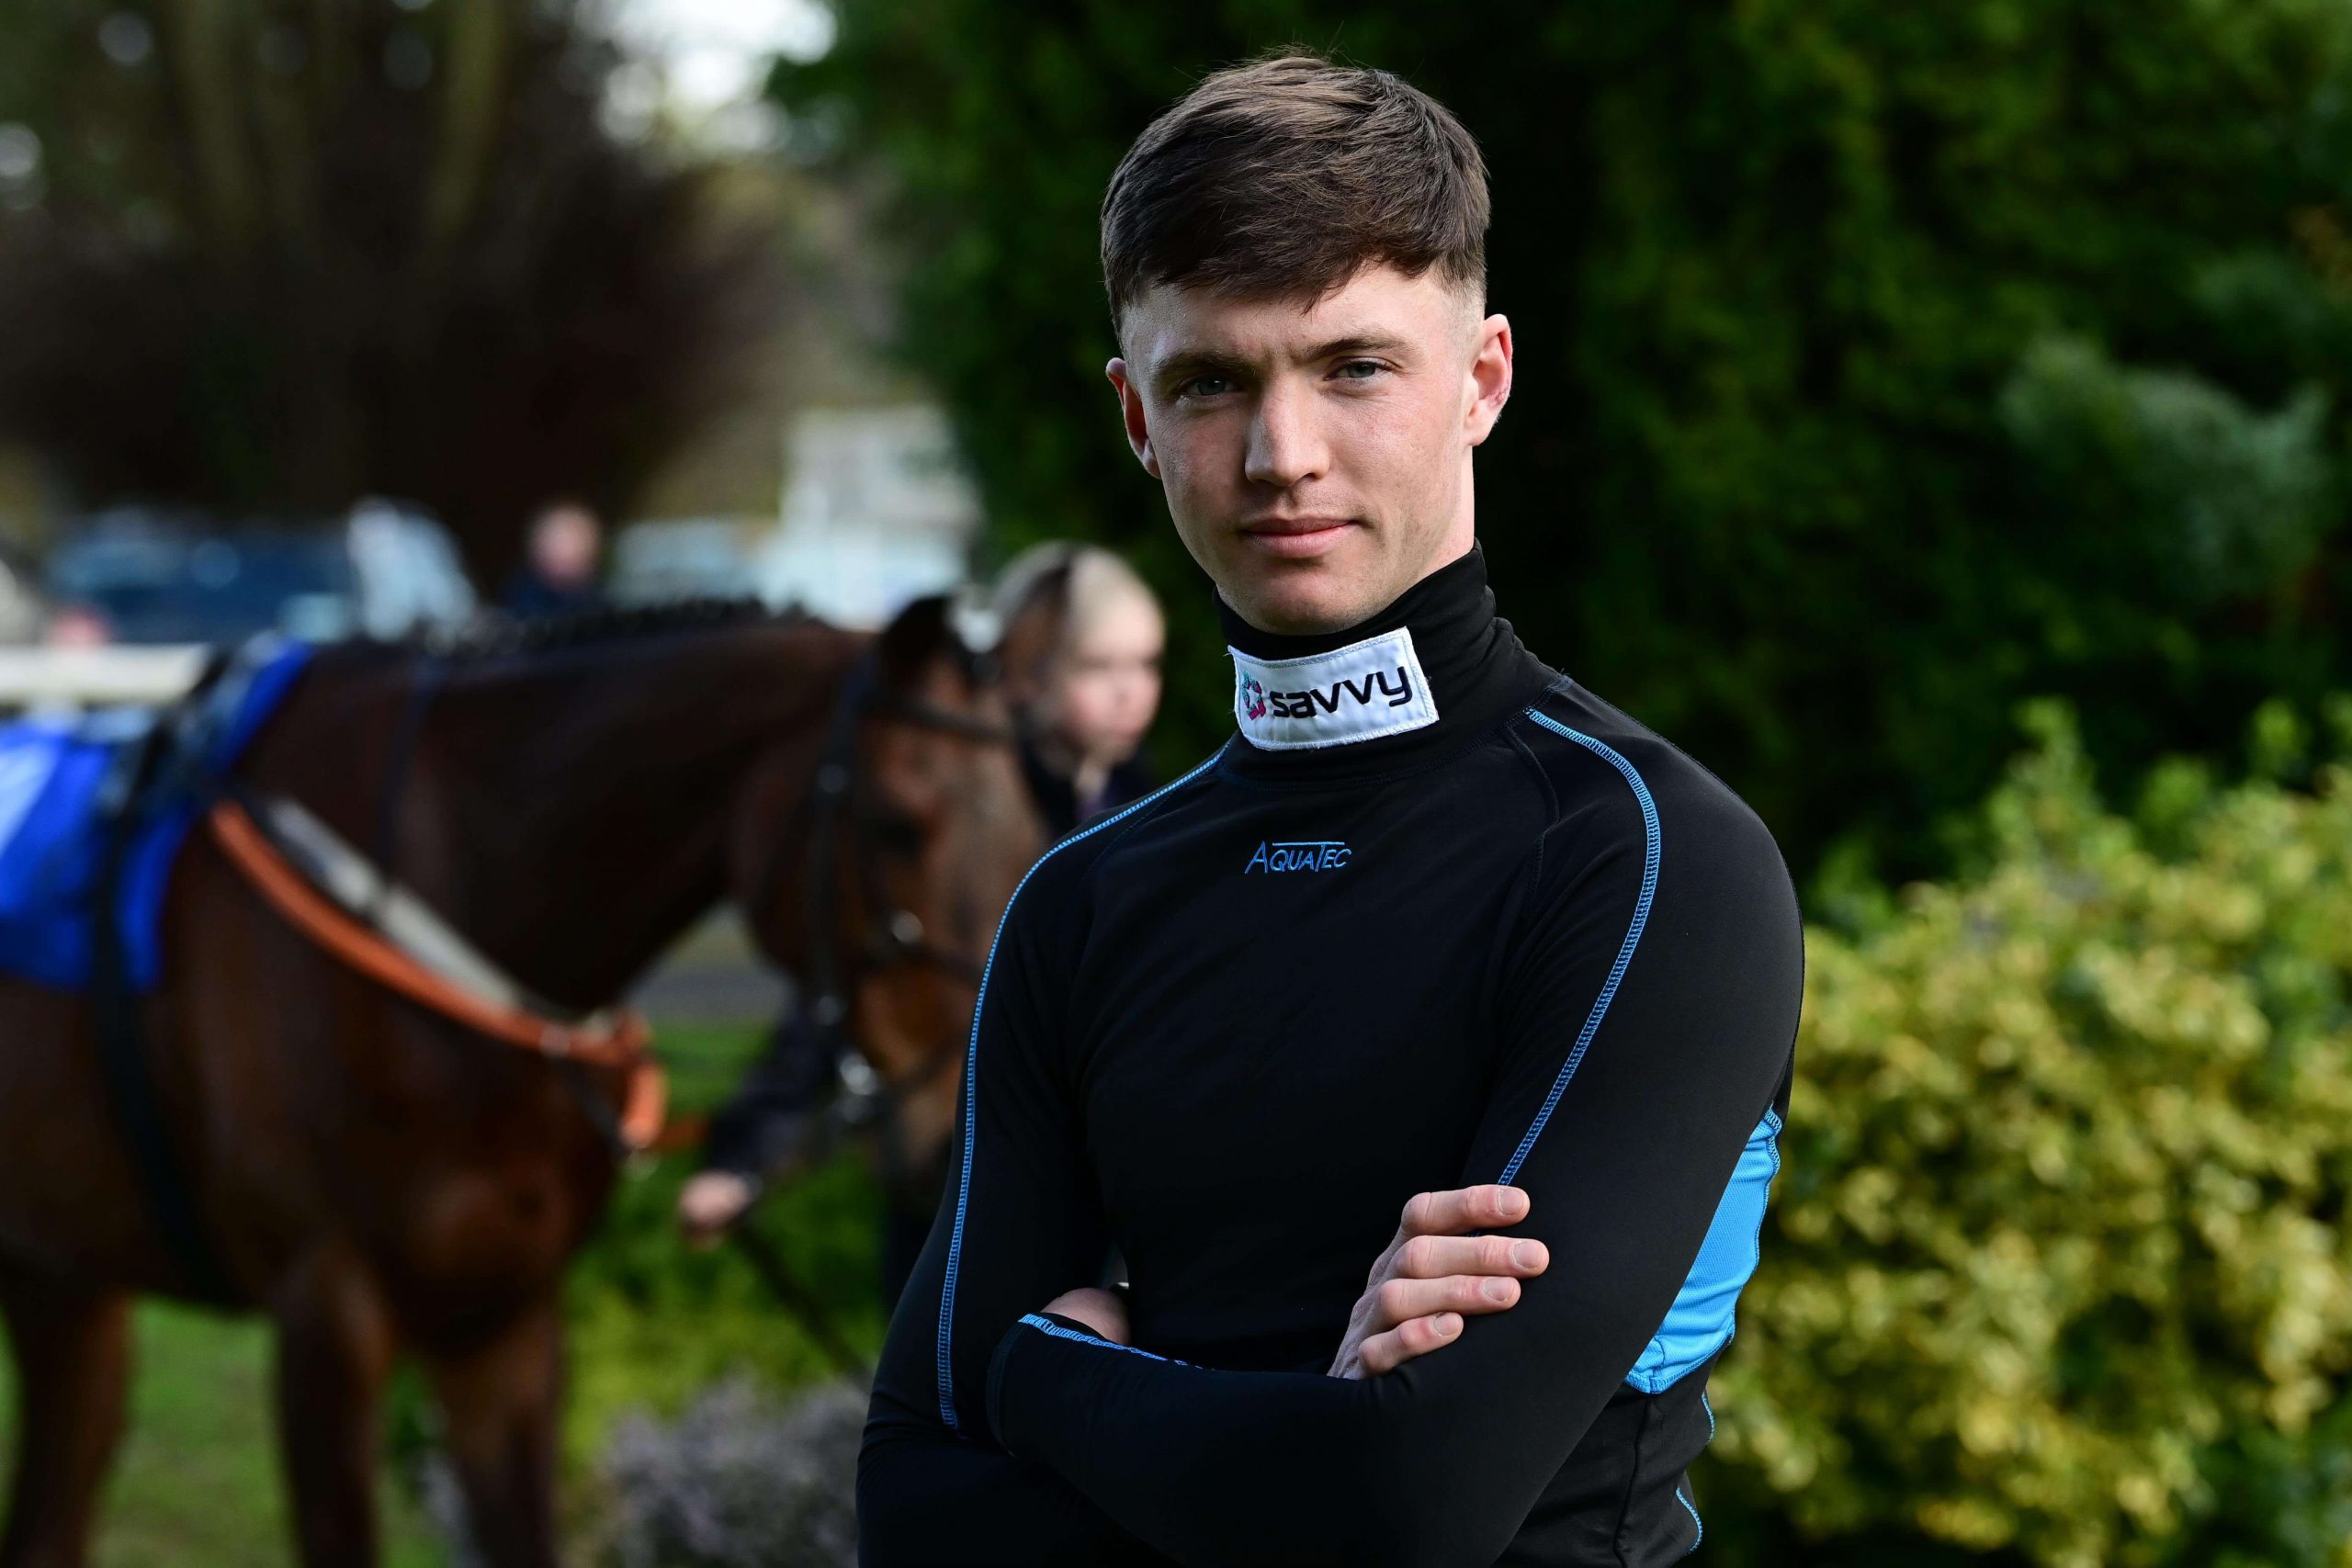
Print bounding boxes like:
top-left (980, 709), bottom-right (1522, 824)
top-left (0, 597), bottom-right (1043, 1567)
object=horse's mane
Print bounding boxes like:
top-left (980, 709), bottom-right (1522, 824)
top-left (381, 596), bottom-right (830, 664)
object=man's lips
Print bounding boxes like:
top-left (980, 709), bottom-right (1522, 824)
top-left (1238, 516), bottom-right (1357, 558)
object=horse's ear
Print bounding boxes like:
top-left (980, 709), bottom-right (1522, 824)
top-left (876, 592), bottom-right (983, 688)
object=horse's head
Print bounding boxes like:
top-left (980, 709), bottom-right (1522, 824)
top-left (729, 594), bottom-right (1046, 1182)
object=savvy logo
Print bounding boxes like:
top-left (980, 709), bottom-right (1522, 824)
top-left (1228, 626), bottom-right (1439, 751)
top-left (1255, 666), bottom-right (1415, 719)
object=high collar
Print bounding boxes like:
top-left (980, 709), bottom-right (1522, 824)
top-left (1216, 543), bottom-right (1555, 784)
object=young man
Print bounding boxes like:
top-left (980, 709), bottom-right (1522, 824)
top-left (859, 54), bottom-right (1803, 1567)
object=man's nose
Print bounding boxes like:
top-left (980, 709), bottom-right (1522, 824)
top-left (1243, 380), bottom-right (1329, 491)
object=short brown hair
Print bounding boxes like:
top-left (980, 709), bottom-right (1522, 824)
top-left (1100, 53), bottom-right (1488, 332)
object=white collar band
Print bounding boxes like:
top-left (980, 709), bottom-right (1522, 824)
top-left (1228, 626), bottom-right (1440, 751)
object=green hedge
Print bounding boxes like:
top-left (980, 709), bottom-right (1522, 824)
top-left (1710, 702), bottom-right (2352, 1565)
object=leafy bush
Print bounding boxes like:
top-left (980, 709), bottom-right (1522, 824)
top-left (1710, 702), bottom-right (2352, 1566)
top-left (561, 1146), bottom-right (887, 1464)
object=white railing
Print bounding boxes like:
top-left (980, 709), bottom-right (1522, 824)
top-left (0, 647), bottom-right (210, 709)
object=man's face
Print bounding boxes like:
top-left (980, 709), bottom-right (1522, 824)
top-left (1107, 264), bottom-right (1511, 634)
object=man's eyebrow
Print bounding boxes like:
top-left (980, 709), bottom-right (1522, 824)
top-left (1151, 334), bottom-right (1414, 387)
top-left (1152, 348), bottom-right (1249, 388)
top-left (1304, 333), bottom-right (1412, 360)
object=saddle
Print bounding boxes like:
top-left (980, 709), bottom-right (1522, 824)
top-left (0, 636), bottom-right (314, 992)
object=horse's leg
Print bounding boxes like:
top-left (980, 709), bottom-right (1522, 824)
top-left (0, 1272), bottom-right (131, 1568)
top-left (418, 1300), bottom-right (563, 1568)
top-left (271, 1250), bottom-right (399, 1568)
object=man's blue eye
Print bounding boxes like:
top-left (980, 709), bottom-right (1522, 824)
top-left (1182, 375), bottom-right (1232, 399)
top-left (1336, 360), bottom-right (1383, 380)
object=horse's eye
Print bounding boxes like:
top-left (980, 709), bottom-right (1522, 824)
top-left (868, 812), bottom-right (925, 852)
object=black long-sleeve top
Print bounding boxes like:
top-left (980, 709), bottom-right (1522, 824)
top-left (858, 545), bottom-right (1804, 1567)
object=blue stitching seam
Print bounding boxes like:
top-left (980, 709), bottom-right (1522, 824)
top-left (933, 755), bottom-right (1222, 1434)
top-left (1502, 710), bottom-right (1660, 1187)
top-left (1701, 1391), bottom-right (1715, 1443)
top-left (1677, 1487), bottom-right (1703, 1553)
top-left (1018, 1314), bottom-right (1189, 1365)
top-left (1750, 1109), bottom-right (1783, 1285)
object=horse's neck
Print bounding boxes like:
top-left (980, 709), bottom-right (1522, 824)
top-left (300, 625), bottom-right (848, 1013)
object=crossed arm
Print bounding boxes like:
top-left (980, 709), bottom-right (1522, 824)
top-left (857, 791), bottom-right (1803, 1568)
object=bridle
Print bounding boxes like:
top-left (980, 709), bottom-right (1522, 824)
top-left (744, 642), bottom-right (1016, 1128)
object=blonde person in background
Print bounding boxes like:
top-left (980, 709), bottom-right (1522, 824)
top-left (677, 545), bottom-right (1167, 1303)
top-left (992, 542), bottom-right (1166, 837)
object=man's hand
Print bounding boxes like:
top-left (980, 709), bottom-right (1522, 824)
top-left (1040, 1286), bottom-right (1129, 1343)
top-left (1329, 1185), bottom-right (1549, 1379)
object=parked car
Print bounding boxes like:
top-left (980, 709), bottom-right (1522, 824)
top-left (610, 516), bottom-right (768, 605)
top-left (45, 500), bottom-right (477, 646)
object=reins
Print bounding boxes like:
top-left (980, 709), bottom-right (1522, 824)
top-left (752, 644), bottom-right (1010, 1043)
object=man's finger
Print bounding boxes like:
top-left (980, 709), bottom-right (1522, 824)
top-left (1399, 1183), bottom-right (1530, 1237)
top-left (1372, 1274), bottom-right (1521, 1330)
top-left (1396, 1233), bottom-right (1550, 1280)
top-left (1358, 1313), bottom-right (1464, 1377)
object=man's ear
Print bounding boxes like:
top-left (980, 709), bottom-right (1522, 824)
top-left (1105, 358), bottom-right (1161, 479)
top-left (1463, 313), bottom-right (1512, 448)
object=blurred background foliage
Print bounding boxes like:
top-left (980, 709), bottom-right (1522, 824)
top-left (0, 0), bottom-right (786, 582)
top-left (775, 0), bottom-right (2352, 886)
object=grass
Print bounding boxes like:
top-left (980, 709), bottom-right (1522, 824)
top-left (0, 1016), bottom-right (886, 1565)
top-left (0, 1299), bottom-right (447, 1567)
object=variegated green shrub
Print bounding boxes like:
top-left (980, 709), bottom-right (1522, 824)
top-left (1712, 702), bottom-right (2352, 1566)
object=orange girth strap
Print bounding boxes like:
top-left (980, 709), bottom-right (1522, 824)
top-left (205, 798), bottom-right (667, 1151)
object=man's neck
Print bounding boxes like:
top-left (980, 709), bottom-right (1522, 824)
top-left (1217, 534), bottom-right (1479, 641)
top-left (1214, 539), bottom-right (1548, 775)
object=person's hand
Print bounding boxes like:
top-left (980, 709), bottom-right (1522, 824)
top-left (1040, 1286), bottom-right (1129, 1344)
top-left (676, 1170), bottom-right (758, 1247)
top-left (1329, 1185), bottom-right (1549, 1379)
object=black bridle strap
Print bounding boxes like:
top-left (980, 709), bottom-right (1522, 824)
top-left (747, 648), bottom-right (1012, 1014)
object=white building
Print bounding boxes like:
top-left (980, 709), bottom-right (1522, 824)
top-left (754, 404), bottom-right (980, 627)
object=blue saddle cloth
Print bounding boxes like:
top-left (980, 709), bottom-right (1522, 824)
top-left (0, 638), bottom-right (315, 991)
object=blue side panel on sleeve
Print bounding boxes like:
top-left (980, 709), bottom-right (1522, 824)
top-left (1626, 1108), bottom-right (1783, 1393)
